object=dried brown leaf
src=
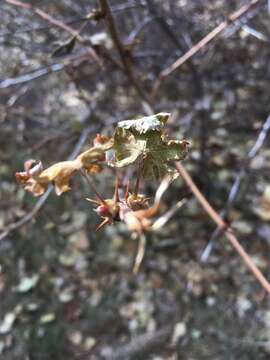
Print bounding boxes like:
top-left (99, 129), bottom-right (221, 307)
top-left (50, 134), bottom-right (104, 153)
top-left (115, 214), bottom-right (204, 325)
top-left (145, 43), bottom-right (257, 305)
top-left (16, 135), bottom-right (113, 196)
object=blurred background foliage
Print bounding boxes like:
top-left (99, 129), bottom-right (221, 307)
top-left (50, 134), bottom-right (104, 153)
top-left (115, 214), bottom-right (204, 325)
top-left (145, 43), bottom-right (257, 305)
top-left (1, 0), bottom-right (270, 359)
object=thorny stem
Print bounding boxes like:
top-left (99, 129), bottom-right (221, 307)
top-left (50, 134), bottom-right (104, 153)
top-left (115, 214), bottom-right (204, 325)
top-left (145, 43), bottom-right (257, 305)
top-left (81, 169), bottom-right (107, 205)
top-left (176, 162), bottom-right (270, 295)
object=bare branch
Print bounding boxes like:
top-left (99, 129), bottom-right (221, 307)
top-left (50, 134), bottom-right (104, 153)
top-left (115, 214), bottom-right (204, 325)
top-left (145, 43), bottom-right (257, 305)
top-left (201, 114), bottom-right (270, 261)
top-left (0, 52), bottom-right (96, 89)
top-left (175, 162), bottom-right (270, 295)
top-left (133, 233), bottom-right (146, 274)
top-left (145, 0), bottom-right (211, 183)
top-left (241, 24), bottom-right (268, 42)
top-left (152, 0), bottom-right (262, 97)
top-left (0, 61), bottom-right (67, 89)
top-left (152, 198), bottom-right (187, 231)
top-left (4, 0), bottom-right (101, 64)
top-left (99, 0), bottom-right (152, 107)
top-left (103, 325), bottom-right (173, 359)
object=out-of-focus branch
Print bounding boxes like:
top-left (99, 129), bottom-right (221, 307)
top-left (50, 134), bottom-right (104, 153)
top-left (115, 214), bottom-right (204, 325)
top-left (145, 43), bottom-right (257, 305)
top-left (4, 0), bottom-right (101, 64)
top-left (146, 0), bottom-right (209, 189)
top-left (133, 233), bottom-right (146, 274)
top-left (175, 162), bottom-right (270, 295)
top-left (201, 113), bottom-right (270, 261)
top-left (0, 51), bottom-right (99, 89)
top-left (76, 324), bottom-right (172, 359)
top-left (127, 15), bottom-right (155, 43)
top-left (0, 60), bottom-right (70, 88)
top-left (241, 24), bottom-right (268, 42)
top-left (152, 0), bottom-right (262, 97)
top-left (103, 325), bottom-right (173, 360)
top-left (152, 198), bottom-right (187, 231)
top-left (0, 125), bottom-right (95, 241)
top-left (0, 17), bottom-right (87, 38)
top-left (0, 3), bottom-right (145, 38)
top-left (99, 0), bottom-right (152, 108)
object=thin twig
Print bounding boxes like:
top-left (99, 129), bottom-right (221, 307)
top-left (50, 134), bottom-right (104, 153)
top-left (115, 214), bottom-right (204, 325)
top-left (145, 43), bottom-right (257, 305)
top-left (241, 24), bottom-right (268, 42)
top-left (133, 233), bottom-right (146, 274)
top-left (4, 0), bottom-right (101, 64)
top-left (0, 51), bottom-right (100, 89)
top-left (152, 198), bottom-right (187, 231)
top-left (0, 16), bottom-right (87, 38)
top-left (146, 0), bottom-right (209, 185)
top-left (0, 60), bottom-right (72, 88)
top-left (175, 162), bottom-right (270, 295)
top-left (201, 114), bottom-right (270, 261)
top-left (0, 3), bottom-right (144, 38)
top-left (145, 0), bottom-right (198, 76)
top-left (112, 1), bottom-right (146, 14)
top-left (99, 0), bottom-right (151, 107)
top-left (81, 169), bottom-right (107, 205)
top-left (110, 325), bottom-right (173, 359)
top-left (127, 15), bottom-right (155, 43)
top-left (79, 325), bottom-right (172, 360)
top-left (0, 125), bottom-right (96, 241)
top-left (134, 157), bottom-right (145, 196)
top-left (152, 0), bottom-right (262, 97)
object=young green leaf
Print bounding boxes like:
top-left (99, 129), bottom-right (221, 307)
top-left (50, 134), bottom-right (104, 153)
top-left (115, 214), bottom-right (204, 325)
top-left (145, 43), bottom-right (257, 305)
top-left (114, 113), bottom-right (189, 180)
top-left (51, 36), bottom-right (76, 58)
top-left (113, 127), bottom-right (144, 167)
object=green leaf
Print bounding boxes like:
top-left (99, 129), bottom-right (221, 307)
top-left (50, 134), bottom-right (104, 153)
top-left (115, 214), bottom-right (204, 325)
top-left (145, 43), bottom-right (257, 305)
top-left (51, 36), bottom-right (76, 58)
top-left (113, 127), bottom-right (144, 167)
top-left (114, 113), bottom-right (189, 180)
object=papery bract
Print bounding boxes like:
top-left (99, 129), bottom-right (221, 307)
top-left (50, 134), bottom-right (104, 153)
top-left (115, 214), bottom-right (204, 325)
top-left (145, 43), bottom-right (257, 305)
top-left (16, 134), bottom-right (114, 196)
